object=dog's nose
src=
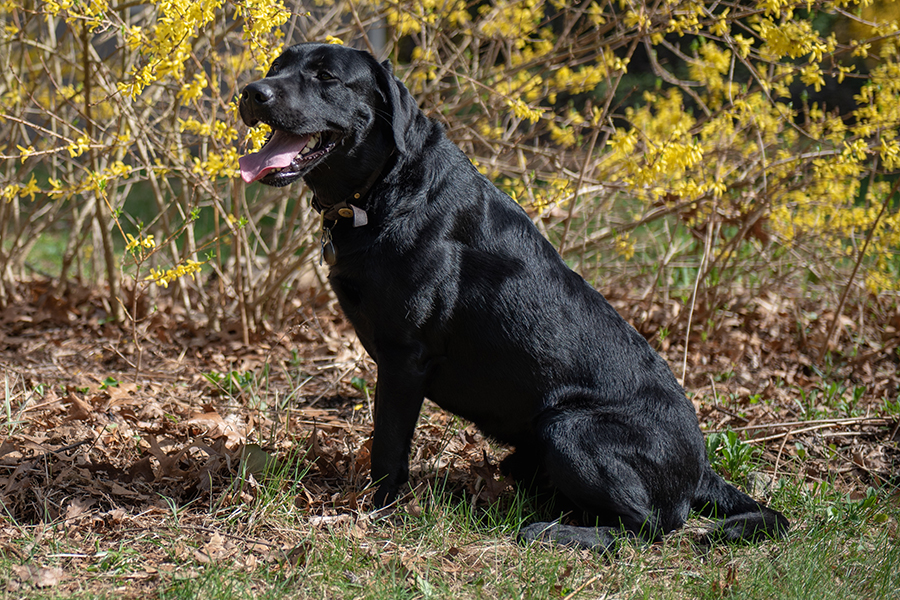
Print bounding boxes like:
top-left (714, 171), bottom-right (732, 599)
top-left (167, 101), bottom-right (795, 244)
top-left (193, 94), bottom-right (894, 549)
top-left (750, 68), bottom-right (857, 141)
top-left (241, 82), bottom-right (276, 107)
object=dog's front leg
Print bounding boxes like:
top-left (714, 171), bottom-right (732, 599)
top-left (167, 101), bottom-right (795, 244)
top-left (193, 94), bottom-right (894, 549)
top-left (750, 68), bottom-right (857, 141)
top-left (369, 353), bottom-right (427, 508)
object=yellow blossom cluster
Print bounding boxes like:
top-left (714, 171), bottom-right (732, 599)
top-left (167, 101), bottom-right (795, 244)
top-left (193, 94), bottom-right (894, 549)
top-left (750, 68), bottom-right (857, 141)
top-left (118, 0), bottom-right (227, 100)
top-left (192, 148), bottom-right (241, 179)
top-left (544, 0), bottom-right (899, 292)
top-left (125, 233), bottom-right (156, 254)
top-left (552, 60), bottom-right (620, 97)
top-left (0, 0), bottom-right (303, 307)
top-left (386, 0), bottom-right (469, 36)
top-left (145, 259), bottom-right (205, 288)
top-left (478, 0), bottom-right (544, 40)
top-left (614, 232), bottom-right (636, 260)
top-left (3, 0), bottom-right (900, 310)
top-left (179, 118), bottom-right (239, 145)
top-left (507, 99), bottom-right (544, 124)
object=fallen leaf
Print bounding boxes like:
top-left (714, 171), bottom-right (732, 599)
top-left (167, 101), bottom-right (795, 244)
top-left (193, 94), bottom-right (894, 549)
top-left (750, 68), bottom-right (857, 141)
top-left (12, 565), bottom-right (64, 588)
top-left (286, 542), bottom-right (312, 567)
top-left (240, 444), bottom-right (278, 476)
top-left (352, 437), bottom-right (372, 476)
top-left (64, 497), bottom-right (95, 522)
top-left (64, 393), bottom-right (92, 421)
top-left (127, 456), bottom-right (155, 482)
top-left (469, 452), bottom-right (511, 502)
top-left (0, 440), bottom-right (17, 460)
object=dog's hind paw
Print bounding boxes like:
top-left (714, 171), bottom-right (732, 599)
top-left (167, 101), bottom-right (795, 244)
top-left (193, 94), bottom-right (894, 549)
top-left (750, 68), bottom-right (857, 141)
top-left (699, 511), bottom-right (791, 545)
top-left (517, 522), bottom-right (617, 553)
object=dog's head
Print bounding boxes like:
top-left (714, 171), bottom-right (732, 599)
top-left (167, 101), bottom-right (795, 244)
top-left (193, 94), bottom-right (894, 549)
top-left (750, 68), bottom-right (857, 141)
top-left (238, 43), bottom-right (415, 188)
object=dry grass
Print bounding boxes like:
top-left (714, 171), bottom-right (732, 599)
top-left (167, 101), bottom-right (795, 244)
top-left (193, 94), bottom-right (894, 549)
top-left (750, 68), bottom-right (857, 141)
top-left (0, 278), bottom-right (897, 597)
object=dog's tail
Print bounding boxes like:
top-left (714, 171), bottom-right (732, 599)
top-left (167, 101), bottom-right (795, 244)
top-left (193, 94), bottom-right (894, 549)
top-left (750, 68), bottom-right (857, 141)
top-left (692, 467), bottom-right (789, 543)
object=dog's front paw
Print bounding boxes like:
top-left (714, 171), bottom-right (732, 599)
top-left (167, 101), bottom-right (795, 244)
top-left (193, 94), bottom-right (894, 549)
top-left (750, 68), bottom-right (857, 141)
top-left (370, 461), bottom-right (408, 509)
top-left (371, 481), bottom-right (400, 509)
top-left (518, 522), bottom-right (617, 554)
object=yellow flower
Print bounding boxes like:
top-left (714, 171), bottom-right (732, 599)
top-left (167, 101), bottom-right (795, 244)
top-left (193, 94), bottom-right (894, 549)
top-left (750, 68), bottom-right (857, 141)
top-left (17, 145), bottom-right (35, 163)
top-left (178, 72), bottom-right (208, 105)
top-left (2, 184), bottom-right (18, 203)
top-left (614, 232), bottom-right (635, 261)
top-left (19, 174), bottom-right (40, 202)
top-left (67, 135), bottom-right (91, 158)
top-left (851, 41), bottom-right (871, 58)
top-left (507, 99), bottom-right (543, 123)
top-left (125, 234), bottom-right (140, 253)
top-left (145, 268), bottom-right (169, 288)
top-left (549, 122), bottom-right (576, 147)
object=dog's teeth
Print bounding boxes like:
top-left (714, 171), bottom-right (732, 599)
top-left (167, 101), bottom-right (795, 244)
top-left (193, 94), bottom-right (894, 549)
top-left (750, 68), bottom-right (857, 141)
top-left (308, 133), bottom-right (319, 151)
top-left (300, 134), bottom-right (317, 156)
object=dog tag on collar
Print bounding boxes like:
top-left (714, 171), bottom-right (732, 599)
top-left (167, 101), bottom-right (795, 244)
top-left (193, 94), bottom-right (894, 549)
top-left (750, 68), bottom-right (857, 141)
top-left (321, 227), bottom-right (336, 266)
top-left (346, 204), bottom-right (368, 227)
top-left (351, 204), bottom-right (368, 227)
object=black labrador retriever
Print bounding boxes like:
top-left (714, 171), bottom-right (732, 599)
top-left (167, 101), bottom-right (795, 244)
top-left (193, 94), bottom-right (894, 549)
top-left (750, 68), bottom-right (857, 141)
top-left (238, 42), bottom-right (789, 550)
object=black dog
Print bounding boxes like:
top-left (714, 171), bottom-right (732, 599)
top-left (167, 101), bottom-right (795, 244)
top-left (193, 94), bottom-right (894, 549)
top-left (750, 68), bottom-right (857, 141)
top-left (238, 42), bottom-right (789, 550)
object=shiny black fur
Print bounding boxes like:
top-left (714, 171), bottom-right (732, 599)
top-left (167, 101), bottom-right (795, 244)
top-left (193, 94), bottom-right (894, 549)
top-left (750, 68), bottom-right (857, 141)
top-left (239, 43), bottom-right (789, 550)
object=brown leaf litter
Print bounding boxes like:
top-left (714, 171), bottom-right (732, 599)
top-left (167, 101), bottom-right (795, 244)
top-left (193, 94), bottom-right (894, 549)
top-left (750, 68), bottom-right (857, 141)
top-left (0, 279), bottom-right (897, 594)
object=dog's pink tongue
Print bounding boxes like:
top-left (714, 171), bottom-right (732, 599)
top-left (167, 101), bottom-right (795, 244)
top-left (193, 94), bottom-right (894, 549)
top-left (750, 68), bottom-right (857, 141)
top-left (239, 131), bottom-right (310, 183)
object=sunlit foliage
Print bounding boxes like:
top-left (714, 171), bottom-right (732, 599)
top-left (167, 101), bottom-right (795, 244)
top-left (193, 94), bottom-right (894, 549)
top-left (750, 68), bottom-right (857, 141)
top-left (0, 0), bottom-right (897, 324)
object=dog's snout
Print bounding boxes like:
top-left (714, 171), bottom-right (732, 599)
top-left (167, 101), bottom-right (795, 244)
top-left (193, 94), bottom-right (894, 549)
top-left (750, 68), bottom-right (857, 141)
top-left (239, 82), bottom-right (277, 127)
top-left (241, 82), bottom-right (276, 107)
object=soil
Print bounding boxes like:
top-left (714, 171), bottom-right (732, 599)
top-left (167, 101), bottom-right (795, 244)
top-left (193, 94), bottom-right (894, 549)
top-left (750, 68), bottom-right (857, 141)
top-left (1, 278), bottom-right (898, 594)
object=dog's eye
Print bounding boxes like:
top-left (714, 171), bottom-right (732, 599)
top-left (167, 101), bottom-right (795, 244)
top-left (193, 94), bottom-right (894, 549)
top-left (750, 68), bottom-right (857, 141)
top-left (268, 61), bottom-right (280, 75)
top-left (317, 71), bottom-right (334, 81)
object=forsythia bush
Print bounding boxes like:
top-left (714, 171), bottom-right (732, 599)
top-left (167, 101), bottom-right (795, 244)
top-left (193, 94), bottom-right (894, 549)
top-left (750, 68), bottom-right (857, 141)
top-left (0, 0), bottom-right (897, 333)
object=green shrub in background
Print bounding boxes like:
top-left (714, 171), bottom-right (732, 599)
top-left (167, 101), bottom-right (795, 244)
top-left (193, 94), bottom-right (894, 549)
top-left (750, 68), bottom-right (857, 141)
top-left (0, 0), bottom-right (897, 348)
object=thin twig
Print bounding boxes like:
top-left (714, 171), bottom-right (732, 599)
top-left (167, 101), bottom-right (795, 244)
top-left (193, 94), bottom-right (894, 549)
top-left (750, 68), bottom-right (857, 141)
top-left (561, 575), bottom-right (604, 600)
top-left (818, 172), bottom-right (900, 362)
top-left (772, 432), bottom-right (790, 483)
top-left (681, 215), bottom-right (715, 384)
top-left (712, 416), bottom-right (890, 433)
top-left (745, 419), bottom-right (889, 444)
top-left (184, 525), bottom-right (279, 548)
top-left (558, 34), bottom-right (640, 255)
top-left (559, 126), bottom-right (600, 256)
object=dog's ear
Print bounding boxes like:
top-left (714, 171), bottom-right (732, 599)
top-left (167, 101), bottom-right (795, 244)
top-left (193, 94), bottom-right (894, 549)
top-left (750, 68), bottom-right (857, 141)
top-left (374, 59), bottom-right (416, 155)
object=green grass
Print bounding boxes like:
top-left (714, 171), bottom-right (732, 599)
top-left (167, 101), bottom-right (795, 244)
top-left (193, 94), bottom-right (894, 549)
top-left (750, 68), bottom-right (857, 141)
top-left (2, 366), bottom-right (897, 599)
top-left (2, 470), bottom-right (897, 599)
top-left (1, 265), bottom-right (896, 599)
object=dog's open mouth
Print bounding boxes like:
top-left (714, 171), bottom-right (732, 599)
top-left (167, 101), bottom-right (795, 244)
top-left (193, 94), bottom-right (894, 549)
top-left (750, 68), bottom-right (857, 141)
top-left (239, 130), bottom-right (338, 185)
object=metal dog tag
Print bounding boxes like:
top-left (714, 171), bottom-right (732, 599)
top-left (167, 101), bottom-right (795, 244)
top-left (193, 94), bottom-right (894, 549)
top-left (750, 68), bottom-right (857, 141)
top-left (321, 227), bottom-right (336, 266)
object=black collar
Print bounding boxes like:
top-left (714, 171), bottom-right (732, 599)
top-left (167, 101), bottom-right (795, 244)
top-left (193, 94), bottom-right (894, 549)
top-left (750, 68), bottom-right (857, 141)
top-left (311, 196), bottom-right (369, 227)
top-left (310, 150), bottom-right (393, 228)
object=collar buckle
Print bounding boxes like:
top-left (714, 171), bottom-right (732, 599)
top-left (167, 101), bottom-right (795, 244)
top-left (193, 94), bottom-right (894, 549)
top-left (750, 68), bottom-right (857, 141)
top-left (312, 197), bottom-right (368, 227)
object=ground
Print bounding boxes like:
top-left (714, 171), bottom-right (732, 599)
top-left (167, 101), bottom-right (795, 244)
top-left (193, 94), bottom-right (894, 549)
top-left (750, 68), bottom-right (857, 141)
top-left (0, 279), bottom-right (898, 598)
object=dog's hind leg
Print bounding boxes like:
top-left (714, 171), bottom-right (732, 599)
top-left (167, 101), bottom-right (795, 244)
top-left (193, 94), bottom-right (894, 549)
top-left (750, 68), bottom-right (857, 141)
top-left (517, 521), bottom-right (620, 552)
top-left (692, 466), bottom-right (790, 543)
top-left (518, 395), bottom-right (691, 550)
top-left (515, 428), bottom-right (658, 552)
